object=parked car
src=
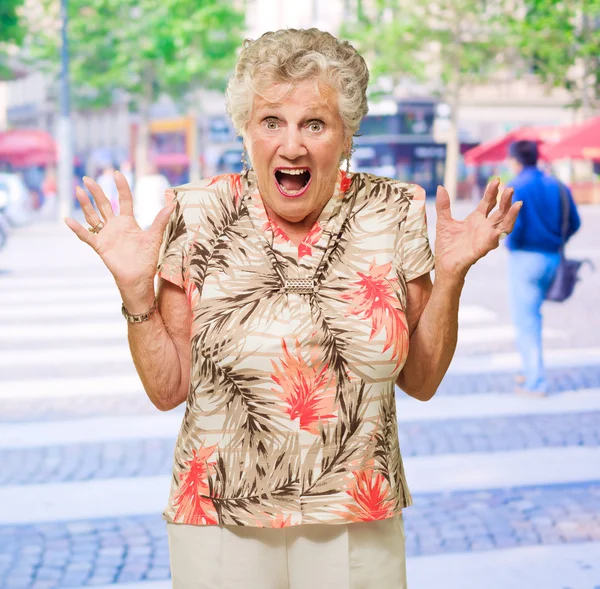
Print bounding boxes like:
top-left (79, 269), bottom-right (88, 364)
top-left (0, 172), bottom-right (33, 226)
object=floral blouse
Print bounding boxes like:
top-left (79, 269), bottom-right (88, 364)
top-left (157, 170), bottom-right (434, 528)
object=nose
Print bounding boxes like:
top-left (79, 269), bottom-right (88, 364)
top-left (278, 127), bottom-right (307, 160)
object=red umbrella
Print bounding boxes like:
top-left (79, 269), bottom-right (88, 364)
top-left (0, 130), bottom-right (57, 166)
top-left (463, 126), bottom-right (568, 165)
top-left (540, 117), bottom-right (600, 161)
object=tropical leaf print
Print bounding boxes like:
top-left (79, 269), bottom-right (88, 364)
top-left (157, 171), bottom-right (434, 528)
top-left (172, 444), bottom-right (219, 525)
top-left (343, 260), bottom-right (410, 367)
top-left (271, 339), bottom-right (337, 435)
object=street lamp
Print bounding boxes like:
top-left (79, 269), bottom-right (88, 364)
top-left (57, 0), bottom-right (74, 221)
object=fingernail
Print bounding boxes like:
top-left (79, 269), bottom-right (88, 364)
top-left (517, 200), bottom-right (524, 207)
top-left (82, 176), bottom-right (91, 183)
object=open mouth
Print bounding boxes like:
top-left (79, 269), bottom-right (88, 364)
top-left (274, 168), bottom-right (312, 197)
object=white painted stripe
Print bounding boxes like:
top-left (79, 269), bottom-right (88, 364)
top-left (0, 302), bottom-right (121, 320)
top-left (0, 476), bottom-right (170, 523)
top-left (1, 446), bottom-right (598, 523)
top-left (1, 389), bottom-right (598, 448)
top-left (449, 346), bottom-right (600, 374)
top-left (0, 322), bottom-right (126, 342)
top-left (404, 446), bottom-right (600, 494)
top-left (407, 542), bottom-right (600, 589)
top-left (0, 289), bottom-right (118, 305)
top-left (395, 389), bottom-right (600, 422)
top-left (0, 345), bottom-right (132, 367)
top-left (457, 305), bottom-right (497, 324)
top-left (458, 324), bottom-right (565, 345)
top-left (0, 275), bottom-right (113, 290)
top-left (0, 415), bottom-right (183, 448)
top-left (0, 375), bottom-right (143, 400)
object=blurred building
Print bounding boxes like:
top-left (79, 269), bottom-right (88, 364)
top-left (0, 0), bottom-right (597, 186)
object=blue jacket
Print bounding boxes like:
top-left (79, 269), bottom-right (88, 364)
top-left (506, 167), bottom-right (581, 253)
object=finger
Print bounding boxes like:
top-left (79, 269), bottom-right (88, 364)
top-left (499, 201), bottom-right (523, 235)
top-left (64, 217), bottom-right (96, 247)
top-left (83, 176), bottom-right (115, 221)
top-left (115, 171), bottom-right (134, 216)
top-left (75, 186), bottom-right (102, 228)
top-left (148, 202), bottom-right (177, 242)
top-left (165, 188), bottom-right (176, 205)
top-left (477, 178), bottom-right (500, 216)
top-left (488, 186), bottom-right (515, 226)
top-left (435, 185), bottom-right (452, 221)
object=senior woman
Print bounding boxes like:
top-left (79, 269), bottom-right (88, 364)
top-left (66, 28), bottom-right (520, 589)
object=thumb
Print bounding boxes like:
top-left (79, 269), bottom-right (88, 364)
top-left (148, 201), bottom-right (177, 243)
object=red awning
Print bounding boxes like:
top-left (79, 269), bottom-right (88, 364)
top-left (0, 130), bottom-right (57, 166)
top-left (540, 117), bottom-right (600, 161)
top-left (463, 126), bottom-right (568, 165)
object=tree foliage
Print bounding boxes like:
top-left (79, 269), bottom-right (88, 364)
top-left (0, 0), bottom-right (26, 79)
top-left (343, 0), bottom-right (511, 198)
top-left (29, 0), bottom-right (244, 111)
top-left (509, 0), bottom-right (600, 115)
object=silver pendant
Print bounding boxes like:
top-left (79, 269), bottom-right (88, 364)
top-left (284, 278), bottom-right (318, 295)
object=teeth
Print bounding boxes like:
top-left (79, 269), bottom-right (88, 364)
top-left (279, 169), bottom-right (308, 175)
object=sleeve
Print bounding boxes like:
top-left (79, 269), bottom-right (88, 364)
top-left (397, 184), bottom-right (435, 282)
top-left (566, 187), bottom-right (581, 240)
top-left (157, 192), bottom-right (189, 289)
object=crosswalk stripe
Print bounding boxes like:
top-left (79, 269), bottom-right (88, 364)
top-left (0, 415), bottom-right (182, 448)
top-left (0, 345), bottom-right (132, 367)
top-left (449, 347), bottom-right (600, 374)
top-left (406, 542), bottom-right (600, 589)
top-left (2, 389), bottom-right (598, 448)
top-left (0, 275), bottom-right (114, 289)
top-left (0, 302), bottom-right (121, 320)
top-left (0, 375), bottom-right (143, 399)
top-left (457, 324), bottom-right (565, 345)
top-left (1, 446), bottom-right (598, 524)
top-left (395, 389), bottom-right (600, 421)
top-left (0, 289), bottom-right (119, 305)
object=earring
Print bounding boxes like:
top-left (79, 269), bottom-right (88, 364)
top-left (241, 148), bottom-right (250, 174)
top-left (345, 143), bottom-right (354, 174)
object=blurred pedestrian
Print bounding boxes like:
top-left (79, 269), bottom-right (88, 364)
top-left (506, 140), bottom-right (581, 396)
top-left (120, 160), bottom-right (134, 191)
top-left (41, 168), bottom-right (57, 217)
top-left (96, 165), bottom-right (119, 214)
top-left (133, 162), bottom-right (170, 230)
top-left (64, 28), bottom-right (521, 589)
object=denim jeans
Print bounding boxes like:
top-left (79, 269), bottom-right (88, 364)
top-left (508, 250), bottom-right (561, 392)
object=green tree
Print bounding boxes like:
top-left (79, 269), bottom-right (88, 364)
top-left (344, 0), bottom-right (511, 200)
top-left (509, 0), bottom-right (600, 118)
top-left (0, 0), bottom-right (26, 79)
top-left (29, 0), bottom-right (244, 175)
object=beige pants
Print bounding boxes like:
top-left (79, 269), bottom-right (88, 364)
top-left (167, 515), bottom-right (407, 589)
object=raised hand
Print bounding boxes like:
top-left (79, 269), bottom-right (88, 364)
top-left (64, 171), bottom-right (175, 310)
top-left (434, 179), bottom-right (522, 282)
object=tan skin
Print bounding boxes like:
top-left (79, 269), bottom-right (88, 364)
top-left (64, 80), bottom-right (521, 410)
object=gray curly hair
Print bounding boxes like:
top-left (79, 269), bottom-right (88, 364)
top-left (225, 28), bottom-right (369, 141)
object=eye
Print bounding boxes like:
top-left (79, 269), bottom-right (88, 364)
top-left (308, 120), bottom-right (324, 132)
top-left (264, 118), bottom-right (279, 131)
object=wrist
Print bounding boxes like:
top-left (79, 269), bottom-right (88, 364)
top-left (118, 282), bottom-right (156, 315)
top-left (432, 270), bottom-right (466, 292)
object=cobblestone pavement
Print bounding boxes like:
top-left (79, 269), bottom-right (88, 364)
top-left (1, 482), bottom-right (599, 589)
top-left (1, 411), bottom-right (600, 486)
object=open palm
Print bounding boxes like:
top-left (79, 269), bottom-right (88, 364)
top-left (434, 179), bottom-right (522, 281)
top-left (64, 172), bottom-right (175, 291)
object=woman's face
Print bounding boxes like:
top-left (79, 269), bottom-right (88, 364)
top-left (245, 79), bottom-right (348, 225)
